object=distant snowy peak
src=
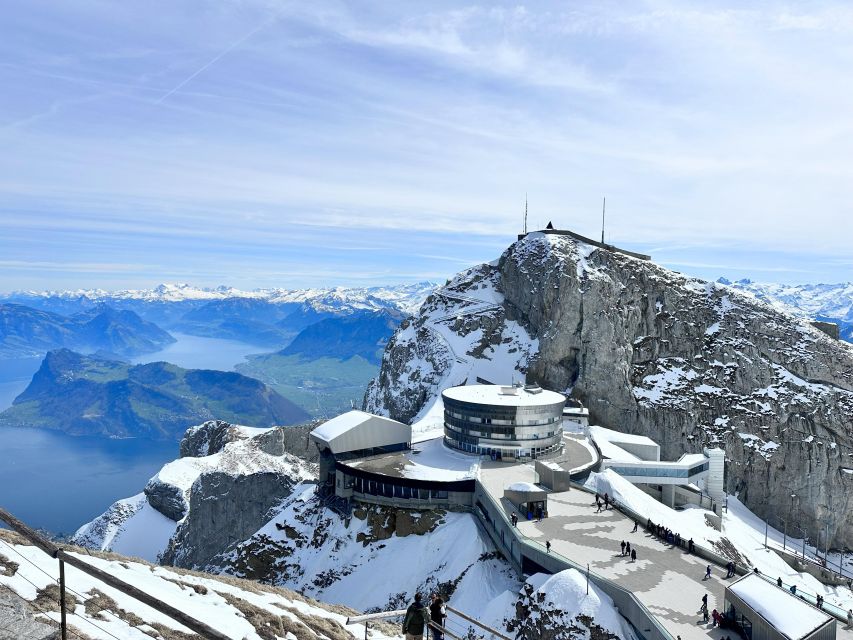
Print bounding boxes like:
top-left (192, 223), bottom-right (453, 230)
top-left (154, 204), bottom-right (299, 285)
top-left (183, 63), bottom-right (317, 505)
top-left (720, 279), bottom-right (853, 340)
top-left (7, 281), bottom-right (439, 314)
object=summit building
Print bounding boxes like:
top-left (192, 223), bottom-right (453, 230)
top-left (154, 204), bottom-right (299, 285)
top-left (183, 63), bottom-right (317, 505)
top-left (442, 383), bottom-right (566, 461)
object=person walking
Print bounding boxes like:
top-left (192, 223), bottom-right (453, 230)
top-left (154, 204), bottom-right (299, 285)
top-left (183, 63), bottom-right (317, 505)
top-left (712, 609), bottom-right (720, 627)
top-left (688, 538), bottom-right (695, 554)
top-left (777, 577), bottom-right (783, 587)
top-left (546, 540), bottom-right (552, 553)
top-left (625, 542), bottom-right (631, 557)
top-left (604, 493), bottom-right (610, 510)
top-left (620, 540), bottom-right (626, 556)
top-left (632, 521), bottom-right (638, 533)
top-left (429, 593), bottom-right (447, 640)
top-left (630, 548), bottom-right (637, 562)
top-left (403, 593), bottom-right (430, 640)
top-left (700, 593), bottom-right (708, 614)
top-left (846, 608), bottom-right (852, 629)
top-left (790, 585), bottom-right (797, 596)
top-left (704, 565), bottom-right (712, 580)
top-left (596, 497), bottom-right (603, 513)
top-left (816, 594), bottom-right (824, 609)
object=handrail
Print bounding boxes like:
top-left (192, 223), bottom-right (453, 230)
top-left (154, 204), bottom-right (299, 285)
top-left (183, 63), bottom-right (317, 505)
top-left (345, 608), bottom-right (407, 624)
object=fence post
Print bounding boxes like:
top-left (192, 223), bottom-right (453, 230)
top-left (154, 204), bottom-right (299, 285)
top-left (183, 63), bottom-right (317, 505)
top-left (59, 559), bottom-right (68, 640)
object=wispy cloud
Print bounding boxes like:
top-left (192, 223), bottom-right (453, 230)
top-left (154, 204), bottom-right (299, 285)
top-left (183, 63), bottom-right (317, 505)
top-left (0, 0), bottom-right (851, 290)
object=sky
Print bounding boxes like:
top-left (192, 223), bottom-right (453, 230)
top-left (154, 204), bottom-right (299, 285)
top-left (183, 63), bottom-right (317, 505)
top-left (1, 0), bottom-right (852, 292)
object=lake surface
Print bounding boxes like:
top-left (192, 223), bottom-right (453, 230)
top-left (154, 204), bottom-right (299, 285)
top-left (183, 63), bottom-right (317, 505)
top-left (130, 332), bottom-right (268, 370)
top-left (0, 427), bottom-right (177, 535)
top-left (0, 334), bottom-right (267, 535)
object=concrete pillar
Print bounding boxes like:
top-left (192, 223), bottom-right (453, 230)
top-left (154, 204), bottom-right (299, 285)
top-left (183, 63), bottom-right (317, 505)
top-left (662, 484), bottom-right (675, 508)
top-left (704, 447), bottom-right (725, 513)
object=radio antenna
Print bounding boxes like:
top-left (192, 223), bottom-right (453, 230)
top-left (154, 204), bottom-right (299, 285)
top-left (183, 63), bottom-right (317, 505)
top-left (601, 197), bottom-right (606, 244)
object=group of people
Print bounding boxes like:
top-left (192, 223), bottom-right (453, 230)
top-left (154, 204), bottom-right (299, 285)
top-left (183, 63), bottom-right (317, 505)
top-left (619, 539), bottom-right (637, 562)
top-left (594, 492), bottom-right (611, 512)
top-left (645, 518), bottom-right (685, 548)
top-left (403, 593), bottom-right (447, 640)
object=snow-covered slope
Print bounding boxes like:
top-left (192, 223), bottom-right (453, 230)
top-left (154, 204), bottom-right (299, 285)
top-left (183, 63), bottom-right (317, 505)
top-left (0, 531), bottom-right (399, 640)
top-left (720, 279), bottom-right (853, 341)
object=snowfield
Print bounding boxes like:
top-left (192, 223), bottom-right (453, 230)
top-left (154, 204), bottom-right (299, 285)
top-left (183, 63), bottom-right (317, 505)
top-left (0, 532), bottom-right (399, 640)
top-left (586, 469), bottom-right (853, 615)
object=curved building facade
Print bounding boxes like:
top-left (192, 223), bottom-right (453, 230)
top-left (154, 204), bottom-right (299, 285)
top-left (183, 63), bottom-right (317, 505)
top-left (442, 384), bottom-right (566, 460)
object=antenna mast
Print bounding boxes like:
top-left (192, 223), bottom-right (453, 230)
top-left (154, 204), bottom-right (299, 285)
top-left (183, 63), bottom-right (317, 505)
top-left (601, 197), bottom-right (606, 244)
top-left (524, 194), bottom-right (528, 234)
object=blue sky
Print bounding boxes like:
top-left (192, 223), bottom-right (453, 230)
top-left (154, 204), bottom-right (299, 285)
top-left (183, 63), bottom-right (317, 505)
top-left (1, 0), bottom-right (851, 291)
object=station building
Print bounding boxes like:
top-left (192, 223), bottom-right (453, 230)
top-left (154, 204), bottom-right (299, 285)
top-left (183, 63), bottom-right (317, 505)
top-left (442, 384), bottom-right (566, 461)
top-left (724, 574), bottom-right (835, 640)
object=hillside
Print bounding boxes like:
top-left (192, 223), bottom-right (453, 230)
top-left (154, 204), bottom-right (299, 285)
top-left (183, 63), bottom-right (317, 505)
top-left (0, 350), bottom-right (309, 439)
top-left (279, 310), bottom-right (401, 364)
top-left (364, 231), bottom-right (853, 548)
top-left (0, 303), bottom-right (174, 359)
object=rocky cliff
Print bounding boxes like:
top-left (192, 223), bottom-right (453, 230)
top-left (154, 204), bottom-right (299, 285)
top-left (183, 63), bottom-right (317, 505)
top-left (365, 232), bottom-right (853, 547)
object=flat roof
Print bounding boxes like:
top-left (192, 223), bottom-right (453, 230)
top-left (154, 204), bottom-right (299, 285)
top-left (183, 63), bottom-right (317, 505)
top-left (728, 574), bottom-right (832, 639)
top-left (589, 425), bottom-right (659, 447)
top-left (442, 384), bottom-right (565, 407)
top-left (342, 437), bottom-right (479, 482)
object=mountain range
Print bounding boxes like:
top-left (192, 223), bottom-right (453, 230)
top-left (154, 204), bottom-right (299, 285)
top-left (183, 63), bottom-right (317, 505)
top-left (718, 278), bottom-right (853, 342)
top-left (0, 303), bottom-right (175, 359)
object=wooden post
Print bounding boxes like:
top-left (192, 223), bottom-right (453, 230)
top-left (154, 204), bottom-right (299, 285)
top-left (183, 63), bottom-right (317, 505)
top-left (59, 559), bottom-right (68, 640)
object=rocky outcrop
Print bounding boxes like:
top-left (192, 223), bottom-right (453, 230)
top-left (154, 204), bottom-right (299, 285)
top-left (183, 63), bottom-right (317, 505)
top-left (161, 470), bottom-right (302, 569)
top-left (366, 232), bottom-right (853, 547)
top-left (144, 479), bottom-right (188, 521)
top-left (180, 420), bottom-right (245, 457)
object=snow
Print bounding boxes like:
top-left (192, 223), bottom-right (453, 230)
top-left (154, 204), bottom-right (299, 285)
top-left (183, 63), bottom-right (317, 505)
top-left (443, 384), bottom-right (565, 407)
top-left (347, 436), bottom-right (480, 481)
top-left (728, 574), bottom-right (831, 638)
top-left (589, 425), bottom-right (658, 447)
top-left (310, 410), bottom-right (408, 443)
top-left (585, 470), bottom-right (853, 616)
top-left (506, 482), bottom-right (541, 492)
top-left (0, 536), bottom-right (398, 640)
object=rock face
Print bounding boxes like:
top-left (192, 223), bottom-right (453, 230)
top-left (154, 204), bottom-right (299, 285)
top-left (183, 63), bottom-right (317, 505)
top-left (161, 470), bottom-right (301, 569)
top-left (365, 232), bottom-right (853, 547)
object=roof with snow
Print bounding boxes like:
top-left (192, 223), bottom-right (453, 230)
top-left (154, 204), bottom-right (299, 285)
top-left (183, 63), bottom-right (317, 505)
top-left (310, 410), bottom-right (411, 455)
top-left (727, 574), bottom-right (833, 640)
top-left (442, 384), bottom-right (565, 408)
top-left (506, 482), bottom-right (541, 492)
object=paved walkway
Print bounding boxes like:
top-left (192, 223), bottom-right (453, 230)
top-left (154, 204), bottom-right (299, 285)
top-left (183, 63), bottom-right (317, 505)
top-left (480, 461), bottom-right (853, 640)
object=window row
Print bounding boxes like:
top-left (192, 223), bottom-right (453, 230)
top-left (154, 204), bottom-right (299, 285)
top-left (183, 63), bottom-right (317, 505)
top-left (346, 475), bottom-right (449, 500)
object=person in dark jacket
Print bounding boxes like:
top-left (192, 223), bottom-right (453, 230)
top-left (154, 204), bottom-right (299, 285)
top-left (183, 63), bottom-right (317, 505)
top-left (630, 548), bottom-right (636, 562)
top-left (403, 593), bottom-right (430, 640)
top-left (429, 593), bottom-right (447, 640)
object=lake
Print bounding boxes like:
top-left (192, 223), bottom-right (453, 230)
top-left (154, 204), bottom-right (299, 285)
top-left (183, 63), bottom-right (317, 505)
top-left (130, 332), bottom-right (268, 370)
top-left (0, 334), bottom-right (268, 535)
top-left (0, 427), bottom-right (178, 535)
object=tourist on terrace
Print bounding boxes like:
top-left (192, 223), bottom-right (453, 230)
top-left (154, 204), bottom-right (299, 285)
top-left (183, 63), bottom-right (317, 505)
top-left (846, 609), bottom-right (852, 628)
top-left (625, 541), bottom-right (631, 557)
top-left (620, 540), bottom-right (626, 556)
top-left (429, 593), bottom-right (446, 640)
top-left (630, 548), bottom-right (636, 562)
top-left (704, 565), bottom-right (712, 580)
top-left (403, 593), bottom-right (430, 640)
top-left (546, 540), bottom-right (551, 553)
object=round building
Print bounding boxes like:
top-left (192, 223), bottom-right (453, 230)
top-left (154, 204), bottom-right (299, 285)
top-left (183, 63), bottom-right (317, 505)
top-left (442, 384), bottom-right (566, 461)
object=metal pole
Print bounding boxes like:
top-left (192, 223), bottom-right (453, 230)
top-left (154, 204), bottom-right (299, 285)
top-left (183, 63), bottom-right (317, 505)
top-left (59, 559), bottom-right (68, 640)
top-left (783, 518), bottom-right (787, 552)
top-left (765, 519), bottom-right (768, 549)
top-left (586, 563), bottom-right (590, 595)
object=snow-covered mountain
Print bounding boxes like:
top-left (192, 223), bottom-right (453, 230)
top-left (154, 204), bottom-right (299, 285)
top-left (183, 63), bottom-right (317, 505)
top-left (365, 232), bottom-right (853, 549)
top-left (719, 279), bottom-right (853, 342)
top-left (3, 282), bottom-right (438, 316)
top-left (67, 419), bottom-right (633, 639)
